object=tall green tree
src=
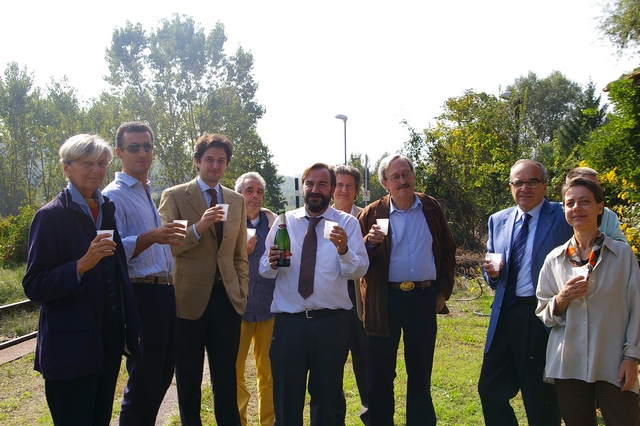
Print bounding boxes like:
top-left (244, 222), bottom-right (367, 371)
top-left (0, 63), bottom-right (40, 215)
top-left (403, 91), bottom-right (516, 249)
top-left (105, 14), bottom-right (284, 210)
top-left (507, 71), bottom-right (584, 146)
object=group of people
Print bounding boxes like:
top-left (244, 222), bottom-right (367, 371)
top-left (20, 122), bottom-right (639, 426)
top-left (479, 160), bottom-right (640, 426)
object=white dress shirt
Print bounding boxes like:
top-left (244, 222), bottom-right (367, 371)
top-left (259, 206), bottom-right (369, 313)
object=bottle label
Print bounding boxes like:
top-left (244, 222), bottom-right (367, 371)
top-left (281, 249), bottom-right (291, 260)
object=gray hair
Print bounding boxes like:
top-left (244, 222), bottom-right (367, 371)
top-left (509, 159), bottom-right (547, 182)
top-left (235, 172), bottom-right (266, 193)
top-left (59, 134), bottom-right (113, 165)
top-left (378, 154), bottom-right (414, 182)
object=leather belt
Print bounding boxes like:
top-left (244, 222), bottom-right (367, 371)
top-left (288, 309), bottom-right (344, 319)
top-left (389, 280), bottom-right (434, 291)
top-left (130, 276), bottom-right (173, 285)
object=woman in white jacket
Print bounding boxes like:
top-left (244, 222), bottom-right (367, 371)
top-left (536, 177), bottom-right (640, 426)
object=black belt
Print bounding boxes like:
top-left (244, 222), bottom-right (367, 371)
top-left (515, 296), bottom-right (537, 305)
top-left (130, 276), bottom-right (173, 285)
top-left (389, 280), bottom-right (434, 291)
top-left (288, 309), bottom-right (344, 319)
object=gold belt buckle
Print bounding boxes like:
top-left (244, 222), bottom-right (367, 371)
top-left (399, 281), bottom-right (415, 291)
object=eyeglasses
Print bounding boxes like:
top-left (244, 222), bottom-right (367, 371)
top-left (386, 172), bottom-right (413, 183)
top-left (120, 143), bottom-right (153, 153)
top-left (510, 179), bottom-right (544, 189)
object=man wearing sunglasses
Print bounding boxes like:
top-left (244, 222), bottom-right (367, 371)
top-left (103, 121), bottom-right (184, 425)
top-left (478, 159), bottom-right (572, 426)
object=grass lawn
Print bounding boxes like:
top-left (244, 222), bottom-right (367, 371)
top-left (3, 285), bottom-right (528, 425)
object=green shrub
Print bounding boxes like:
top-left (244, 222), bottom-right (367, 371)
top-left (0, 205), bottom-right (38, 267)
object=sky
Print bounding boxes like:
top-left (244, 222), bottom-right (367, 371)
top-left (1, 1), bottom-right (637, 176)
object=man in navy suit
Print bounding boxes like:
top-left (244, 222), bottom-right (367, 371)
top-left (478, 159), bottom-right (572, 426)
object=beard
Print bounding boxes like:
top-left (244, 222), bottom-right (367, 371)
top-left (304, 191), bottom-right (331, 213)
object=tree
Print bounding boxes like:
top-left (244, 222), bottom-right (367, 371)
top-left (106, 15), bottom-right (284, 210)
top-left (507, 71), bottom-right (584, 146)
top-left (546, 81), bottom-right (608, 197)
top-left (599, 0), bottom-right (640, 57)
top-left (403, 91), bottom-right (516, 249)
top-left (0, 63), bottom-right (40, 215)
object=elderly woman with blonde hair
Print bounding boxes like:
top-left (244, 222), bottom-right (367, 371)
top-left (23, 134), bottom-right (141, 426)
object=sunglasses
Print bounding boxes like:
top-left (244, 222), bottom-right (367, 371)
top-left (120, 143), bottom-right (153, 153)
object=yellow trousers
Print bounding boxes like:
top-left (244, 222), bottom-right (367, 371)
top-left (236, 318), bottom-right (275, 426)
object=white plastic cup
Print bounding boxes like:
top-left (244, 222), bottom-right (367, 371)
top-left (96, 230), bottom-right (114, 241)
top-left (323, 220), bottom-right (338, 239)
top-left (218, 204), bottom-right (229, 221)
top-left (246, 228), bottom-right (256, 241)
top-left (486, 253), bottom-right (503, 271)
top-left (572, 265), bottom-right (590, 280)
top-left (376, 218), bottom-right (389, 235)
top-left (173, 220), bottom-right (188, 239)
top-left (173, 219), bottom-right (188, 229)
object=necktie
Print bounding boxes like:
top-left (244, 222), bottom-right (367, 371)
top-left (503, 212), bottom-right (530, 309)
top-left (298, 216), bottom-right (322, 299)
top-left (206, 188), bottom-right (223, 246)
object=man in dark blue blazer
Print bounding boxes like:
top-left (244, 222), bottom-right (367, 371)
top-left (478, 159), bottom-right (572, 426)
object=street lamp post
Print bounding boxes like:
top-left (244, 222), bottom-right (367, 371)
top-left (335, 114), bottom-right (348, 165)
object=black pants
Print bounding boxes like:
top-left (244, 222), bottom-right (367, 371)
top-left (45, 315), bottom-right (124, 426)
top-left (478, 300), bottom-right (560, 426)
top-left (366, 285), bottom-right (437, 426)
top-left (270, 309), bottom-right (349, 426)
top-left (119, 283), bottom-right (176, 426)
top-left (175, 284), bottom-right (242, 426)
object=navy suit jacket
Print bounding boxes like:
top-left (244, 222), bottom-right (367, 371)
top-left (482, 199), bottom-right (572, 353)
top-left (23, 188), bottom-right (142, 380)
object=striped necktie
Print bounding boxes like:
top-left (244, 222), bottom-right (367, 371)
top-left (503, 212), bottom-right (530, 309)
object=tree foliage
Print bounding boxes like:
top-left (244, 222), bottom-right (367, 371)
top-left (599, 0), bottom-right (640, 57)
top-left (105, 14), bottom-right (284, 210)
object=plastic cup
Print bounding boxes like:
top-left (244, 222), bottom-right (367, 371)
top-left (246, 228), bottom-right (256, 241)
top-left (376, 218), bottom-right (389, 235)
top-left (486, 253), bottom-right (502, 270)
top-left (96, 230), bottom-right (114, 241)
top-left (218, 204), bottom-right (229, 221)
top-left (173, 220), bottom-right (188, 239)
top-left (572, 265), bottom-right (590, 280)
top-left (173, 219), bottom-right (188, 229)
top-left (323, 220), bottom-right (338, 239)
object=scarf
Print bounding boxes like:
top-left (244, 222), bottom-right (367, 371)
top-left (566, 233), bottom-right (604, 279)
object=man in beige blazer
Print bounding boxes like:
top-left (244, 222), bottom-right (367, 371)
top-left (158, 133), bottom-right (248, 426)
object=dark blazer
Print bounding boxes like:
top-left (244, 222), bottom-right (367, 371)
top-left (23, 188), bottom-right (142, 380)
top-left (482, 199), bottom-right (572, 353)
top-left (357, 193), bottom-right (456, 337)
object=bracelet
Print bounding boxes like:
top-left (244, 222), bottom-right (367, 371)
top-left (623, 356), bottom-right (639, 365)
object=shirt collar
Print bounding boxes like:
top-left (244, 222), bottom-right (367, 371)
top-left (516, 200), bottom-right (544, 221)
top-left (67, 181), bottom-right (104, 206)
top-left (389, 194), bottom-right (421, 214)
top-left (196, 177), bottom-right (221, 193)
top-left (115, 171), bottom-right (149, 189)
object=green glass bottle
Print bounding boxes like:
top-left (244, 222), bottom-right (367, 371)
top-left (274, 211), bottom-right (291, 267)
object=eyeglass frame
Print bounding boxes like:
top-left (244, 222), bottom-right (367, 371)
top-left (386, 172), bottom-right (413, 183)
top-left (119, 142), bottom-right (154, 153)
top-left (510, 179), bottom-right (545, 189)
